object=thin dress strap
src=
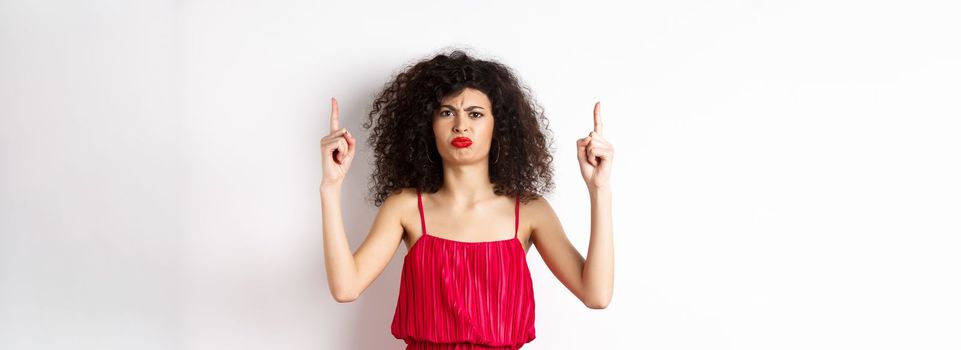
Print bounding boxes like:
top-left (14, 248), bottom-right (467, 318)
top-left (417, 189), bottom-right (429, 237)
top-left (514, 195), bottom-right (520, 239)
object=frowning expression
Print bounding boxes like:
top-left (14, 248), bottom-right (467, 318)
top-left (432, 87), bottom-right (495, 165)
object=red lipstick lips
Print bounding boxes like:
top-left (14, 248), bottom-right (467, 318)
top-left (451, 137), bottom-right (473, 148)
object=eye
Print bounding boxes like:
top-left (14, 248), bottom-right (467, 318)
top-left (470, 112), bottom-right (483, 118)
top-left (440, 110), bottom-right (453, 117)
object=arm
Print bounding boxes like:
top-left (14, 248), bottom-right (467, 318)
top-left (583, 186), bottom-right (614, 308)
top-left (320, 97), bottom-right (406, 303)
top-left (322, 186), bottom-right (406, 303)
top-left (532, 100), bottom-right (615, 309)
top-left (530, 190), bottom-right (614, 309)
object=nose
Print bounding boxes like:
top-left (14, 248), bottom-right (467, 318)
top-left (452, 117), bottom-right (469, 133)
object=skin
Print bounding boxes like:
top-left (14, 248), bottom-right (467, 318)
top-left (320, 88), bottom-right (614, 309)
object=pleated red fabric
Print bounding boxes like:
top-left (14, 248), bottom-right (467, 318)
top-left (391, 189), bottom-right (536, 349)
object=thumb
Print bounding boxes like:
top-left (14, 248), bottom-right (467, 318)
top-left (345, 131), bottom-right (356, 158)
top-left (576, 137), bottom-right (590, 163)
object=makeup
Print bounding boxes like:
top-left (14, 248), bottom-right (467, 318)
top-left (451, 137), bottom-right (472, 148)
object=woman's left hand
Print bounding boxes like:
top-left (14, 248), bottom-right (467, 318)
top-left (576, 101), bottom-right (614, 190)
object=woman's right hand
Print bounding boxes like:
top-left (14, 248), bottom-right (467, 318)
top-left (320, 97), bottom-right (356, 189)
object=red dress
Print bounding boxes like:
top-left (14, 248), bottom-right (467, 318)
top-left (391, 189), bottom-right (536, 349)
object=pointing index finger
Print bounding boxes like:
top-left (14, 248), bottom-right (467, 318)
top-left (593, 101), bottom-right (603, 134)
top-left (330, 97), bottom-right (340, 132)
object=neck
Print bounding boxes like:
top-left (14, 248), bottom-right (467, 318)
top-left (437, 158), bottom-right (495, 204)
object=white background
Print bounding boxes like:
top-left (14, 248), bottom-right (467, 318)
top-left (2, 0), bottom-right (959, 349)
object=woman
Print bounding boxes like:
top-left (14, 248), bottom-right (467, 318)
top-left (320, 49), bottom-right (614, 349)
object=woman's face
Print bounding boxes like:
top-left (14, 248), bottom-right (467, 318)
top-left (432, 87), bottom-right (495, 165)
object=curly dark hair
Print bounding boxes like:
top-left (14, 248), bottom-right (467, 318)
top-left (361, 48), bottom-right (556, 207)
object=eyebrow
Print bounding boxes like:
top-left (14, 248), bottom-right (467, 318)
top-left (440, 105), bottom-right (486, 111)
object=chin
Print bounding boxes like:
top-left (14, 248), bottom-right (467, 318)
top-left (441, 154), bottom-right (486, 164)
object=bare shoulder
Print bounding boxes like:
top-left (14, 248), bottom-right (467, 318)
top-left (379, 187), bottom-right (419, 239)
top-left (522, 194), bottom-right (554, 221)
top-left (383, 187), bottom-right (417, 203)
top-left (380, 187), bottom-right (418, 215)
top-left (521, 194), bottom-right (560, 243)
